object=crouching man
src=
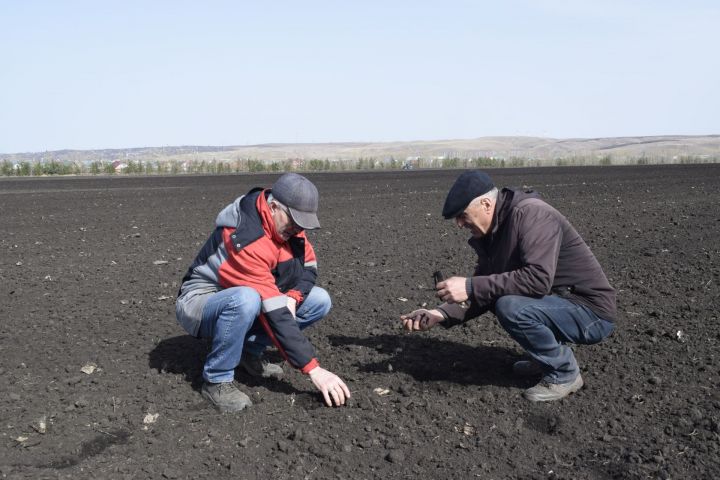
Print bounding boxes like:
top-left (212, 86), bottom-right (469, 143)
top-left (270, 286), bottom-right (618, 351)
top-left (401, 171), bottom-right (616, 402)
top-left (176, 173), bottom-right (350, 412)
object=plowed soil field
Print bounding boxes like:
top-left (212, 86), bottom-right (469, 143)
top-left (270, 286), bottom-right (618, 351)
top-left (1, 165), bottom-right (719, 479)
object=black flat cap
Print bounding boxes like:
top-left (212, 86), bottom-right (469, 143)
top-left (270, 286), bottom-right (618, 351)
top-left (442, 171), bottom-right (495, 219)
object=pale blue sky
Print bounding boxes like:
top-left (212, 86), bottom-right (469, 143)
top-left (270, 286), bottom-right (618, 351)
top-left (1, 0), bottom-right (718, 153)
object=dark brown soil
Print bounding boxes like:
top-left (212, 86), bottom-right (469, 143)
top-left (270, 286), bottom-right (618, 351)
top-left (1, 165), bottom-right (719, 479)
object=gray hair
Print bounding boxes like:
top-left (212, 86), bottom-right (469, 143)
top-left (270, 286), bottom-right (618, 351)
top-left (267, 193), bottom-right (287, 210)
top-left (468, 187), bottom-right (498, 207)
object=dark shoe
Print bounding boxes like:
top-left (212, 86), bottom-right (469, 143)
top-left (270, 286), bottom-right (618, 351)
top-left (523, 374), bottom-right (584, 402)
top-left (239, 354), bottom-right (284, 380)
top-left (512, 360), bottom-right (543, 376)
top-left (201, 382), bottom-right (252, 412)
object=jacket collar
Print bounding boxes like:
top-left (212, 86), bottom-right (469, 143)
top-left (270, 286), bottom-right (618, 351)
top-left (468, 188), bottom-right (539, 248)
top-left (255, 189), bottom-right (287, 244)
top-left (491, 188), bottom-right (514, 235)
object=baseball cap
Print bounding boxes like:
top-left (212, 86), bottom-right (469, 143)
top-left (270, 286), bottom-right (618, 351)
top-left (271, 173), bottom-right (321, 230)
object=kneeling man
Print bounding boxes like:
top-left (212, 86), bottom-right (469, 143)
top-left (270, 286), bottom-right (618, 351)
top-left (177, 173), bottom-right (350, 412)
top-left (401, 171), bottom-right (616, 402)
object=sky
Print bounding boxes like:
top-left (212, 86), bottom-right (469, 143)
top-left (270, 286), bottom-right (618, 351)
top-left (1, 1), bottom-right (718, 153)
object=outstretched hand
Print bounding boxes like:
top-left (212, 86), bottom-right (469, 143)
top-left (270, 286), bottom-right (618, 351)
top-left (400, 308), bottom-right (444, 332)
top-left (308, 366), bottom-right (351, 407)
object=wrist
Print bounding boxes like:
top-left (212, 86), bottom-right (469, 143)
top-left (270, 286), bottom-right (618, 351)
top-left (301, 358), bottom-right (320, 375)
top-left (286, 289), bottom-right (304, 304)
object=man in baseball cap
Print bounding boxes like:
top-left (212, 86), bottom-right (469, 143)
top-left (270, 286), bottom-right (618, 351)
top-left (176, 173), bottom-right (350, 412)
top-left (400, 170), bottom-right (617, 402)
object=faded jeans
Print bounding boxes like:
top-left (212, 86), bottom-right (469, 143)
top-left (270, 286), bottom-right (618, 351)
top-left (198, 286), bottom-right (331, 383)
top-left (494, 295), bottom-right (614, 384)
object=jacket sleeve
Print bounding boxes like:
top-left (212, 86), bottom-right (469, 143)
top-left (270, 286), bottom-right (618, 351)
top-left (219, 228), bottom-right (318, 372)
top-left (259, 302), bottom-right (319, 373)
top-left (288, 237), bottom-right (318, 303)
top-left (436, 302), bottom-right (484, 328)
top-left (469, 204), bottom-right (562, 311)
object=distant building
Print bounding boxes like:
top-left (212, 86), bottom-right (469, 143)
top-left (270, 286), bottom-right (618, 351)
top-left (112, 160), bottom-right (127, 173)
top-left (289, 158), bottom-right (305, 169)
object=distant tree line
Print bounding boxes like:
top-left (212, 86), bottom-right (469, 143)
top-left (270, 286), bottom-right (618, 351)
top-left (1, 160), bottom-right (82, 176)
top-left (1, 154), bottom-right (718, 177)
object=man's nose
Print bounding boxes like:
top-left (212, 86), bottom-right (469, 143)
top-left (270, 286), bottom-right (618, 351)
top-left (455, 217), bottom-right (464, 228)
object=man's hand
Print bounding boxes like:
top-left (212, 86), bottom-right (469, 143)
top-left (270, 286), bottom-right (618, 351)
top-left (308, 367), bottom-right (351, 407)
top-left (400, 309), bottom-right (444, 332)
top-left (436, 276), bottom-right (469, 303)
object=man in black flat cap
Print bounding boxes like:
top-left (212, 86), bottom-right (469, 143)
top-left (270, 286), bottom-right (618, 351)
top-left (400, 171), bottom-right (616, 402)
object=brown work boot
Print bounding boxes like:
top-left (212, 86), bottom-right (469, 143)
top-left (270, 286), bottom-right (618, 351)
top-left (523, 374), bottom-right (584, 402)
top-left (239, 354), bottom-right (284, 380)
top-left (201, 381), bottom-right (252, 413)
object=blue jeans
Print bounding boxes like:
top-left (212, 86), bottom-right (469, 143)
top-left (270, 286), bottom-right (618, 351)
top-left (198, 286), bottom-right (331, 383)
top-left (494, 295), bottom-right (614, 384)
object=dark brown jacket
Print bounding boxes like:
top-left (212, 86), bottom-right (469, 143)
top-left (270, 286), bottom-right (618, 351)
top-left (439, 188), bottom-right (617, 325)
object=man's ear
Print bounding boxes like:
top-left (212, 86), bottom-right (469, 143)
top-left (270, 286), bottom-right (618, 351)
top-left (482, 197), bottom-right (493, 212)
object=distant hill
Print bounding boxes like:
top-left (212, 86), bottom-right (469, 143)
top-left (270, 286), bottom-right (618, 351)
top-left (2, 135), bottom-right (719, 166)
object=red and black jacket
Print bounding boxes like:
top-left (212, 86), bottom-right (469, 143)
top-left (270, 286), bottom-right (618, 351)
top-left (179, 188), bottom-right (320, 373)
